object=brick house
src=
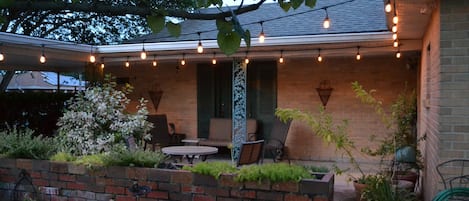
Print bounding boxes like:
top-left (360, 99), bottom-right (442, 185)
top-left (0, 0), bottom-right (467, 200)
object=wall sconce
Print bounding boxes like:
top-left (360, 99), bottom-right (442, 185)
top-left (316, 80), bottom-right (333, 107)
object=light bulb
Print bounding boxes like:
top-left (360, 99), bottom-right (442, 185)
top-left (396, 51), bottom-right (401, 58)
top-left (140, 51), bottom-right (147, 60)
top-left (356, 53), bottom-right (361, 60)
top-left (393, 40), bottom-right (399, 47)
top-left (181, 59), bottom-right (186, 66)
top-left (212, 58), bottom-right (217, 65)
top-left (89, 55), bottom-right (96, 63)
top-left (125, 61), bottom-right (130, 67)
top-left (259, 32), bottom-right (265, 43)
top-left (393, 15), bottom-right (399, 24)
top-left (0, 53), bottom-right (4, 61)
top-left (279, 57), bottom-right (284, 64)
top-left (245, 57), bottom-right (249, 64)
top-left (197, 42), bottom-right (203, 53)
top-left (385, 1), bottom-right (392, 13)
top-left (318, 55), bottom-right (323, 62)
top-left (323, 17), bottom-right (330, 29)
top-left (153, 60), bottom-right (157, 67)
top-left (40, 54), bottom-right (46, 64)
top-left (392, 33), bottom-right (398, 40)
top-left (100, 63), bottom-right (105, 69)
top-left (392, 24), bottom-right (397, 33)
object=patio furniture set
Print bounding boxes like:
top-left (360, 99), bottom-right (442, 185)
top-left (145, 114), bottom-right (292, 165)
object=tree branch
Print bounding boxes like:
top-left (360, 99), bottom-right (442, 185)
top-left (8, 0), bottom-right (267, 20)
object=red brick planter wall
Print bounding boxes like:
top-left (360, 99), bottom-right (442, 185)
top-left (0, 159), bottom-right (334, 201)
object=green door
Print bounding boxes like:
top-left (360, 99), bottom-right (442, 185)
top-left (197, 61), bottom-right (277, 139)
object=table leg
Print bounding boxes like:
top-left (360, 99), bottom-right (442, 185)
top-left (186, 155), bottom-right (195, 164)
top-left (201, 155), bottom-right (208, 161)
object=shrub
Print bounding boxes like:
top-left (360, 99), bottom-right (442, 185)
top-left (74, 154), bottom-right (106, 168)
top-left (305, 165), bottom-right (330, 173)
top-left (104, 149), bottom-right (168, 168)
top-left (50, 152), bottom-right (76, 162)
top-left (0, 127), bottom-right (57, 160)
top-left (183, 162), bottom-right (237, 179)
top-left (236, 163), bottom-right (313, 183)
top-left (56, 75), bottom-right (152, 156)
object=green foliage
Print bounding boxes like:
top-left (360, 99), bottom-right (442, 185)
top-left (104, 149), bottom-right (168, 168)
top-left (147, 15), bottom-right (165, 33)
top-left (183, 162), bottom-right (237, 179)
top-left (50, 152), bottom-right (76, 162)
top-left (361, 174), bottom-right (416, 201)
top-left (74, 154), bottom-right (106, 168)
top-left (305, 165), bottom-right (329, 173)
top-left (0, 127), bottom-right (58, 160)
top-left (236, 163), bottom-right (313, 183)
top-left (166, 22), bottom-right (181, 37)
top-left (275, 107), bottom-right (365, 177)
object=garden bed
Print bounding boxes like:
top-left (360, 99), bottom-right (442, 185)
top-left (0, 158), bottom-right (334, 201)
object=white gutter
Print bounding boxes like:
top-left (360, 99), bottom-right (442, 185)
top-left (97, 32), bottom-right (394, 53)
top-left (0, 32), bottom-right (91, 52)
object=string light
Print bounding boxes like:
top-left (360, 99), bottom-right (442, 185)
top-left (392, 13), bottom-right (398, 24)
top-left (140, 41), bottom-right (147, 59)
top-left (212, 52), bottom-right (217, 65)
top-left (356, 46), bottom-right (361, 60)
top-left (392, 32), bottom-right (398, 40)
top-left (323, 8), bottom-right (330, 29)
top-left (181, 53), bottom-right (186, 65)
top-left (125, 56), bottom-right (130, 67)
top-left (317, 49), bottom-right (323, 62)
top-left (40, 44), bottom-right (46, 64)
top-left (396, 48), bottom-right (401, 59)
top-left (100, 57), bottom-right (105, 69)
top-left (259, 21), bottom-right (265, 43)
top-left (393, 40), bottom-right (399, 48)
top-left (197, 32), bottom-right (204, 53)
top-left (152, 55), bottom-right (158, 67)
top-left (385, 0), bottom-right (392, 13)
top-left (89, 46), bottom-right (96, 63)
top-left (244, 51), bottom-right (250, 64)
top-left (279, 50), bottom-right (284, 64)
top-left (392, 24), bottom-right (397, 33)
top-left (0, 52), bottom-right (4, 62)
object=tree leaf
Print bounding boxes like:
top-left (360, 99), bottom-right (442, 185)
top-left (244, 29), bottom-right (251, 48)
top-left (210, 0), bottom-right (223, 7)
top-left (217, 31), bottom-right (241, 56)
top-left (216, 18), bottom-right (232, 33)
top-left (166, 22), bottom-right (181, 37)
top-left (305, 0), bottom-right (317, 8)
top-left (0, 0), bottom-right (14, 8)
top-left (146, 15), bottom-right (165, 34)
top-left (197, 0), bottom-right (208, 8)
top-left (291, 0), bottom-right (303, 9)
top-left (278, 0), bottom-right (291, 12)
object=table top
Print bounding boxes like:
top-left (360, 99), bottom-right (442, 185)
top-left (161, 146), bottom-right (218, 156)
top-left (181, 139), bottom-right (200, 143)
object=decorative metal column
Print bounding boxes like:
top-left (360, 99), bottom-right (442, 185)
top-left (232, 59), bottom-right (247, 162)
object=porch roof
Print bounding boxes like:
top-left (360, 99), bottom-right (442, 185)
top-left (0, 0), bottom-right (432, 72)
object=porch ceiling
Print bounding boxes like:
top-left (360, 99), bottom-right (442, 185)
top-left (0, 0), bottom-right (434, 72)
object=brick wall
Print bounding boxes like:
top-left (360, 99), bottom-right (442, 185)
top-left (422, 1), bottom-right (469, 200)
top-left (0, 159), bottom-right (334, 201)
top-left (106, 54), bottom-right (416, 162)
top-left (420, 1), bottom-right (441, 200)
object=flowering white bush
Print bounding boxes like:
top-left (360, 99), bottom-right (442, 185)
top-left (57, 75), bottom-right (152, 156)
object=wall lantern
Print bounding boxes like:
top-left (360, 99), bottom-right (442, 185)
top-left (316, 80), bottom-right (333, 107)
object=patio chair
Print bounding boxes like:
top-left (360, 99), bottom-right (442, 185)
top-left (237, 140), bottom-right (265, 167)
top-left (263, 117), bottom-right (292, 163)
top-left (144, 114), bottom-right (185, 151)
top-left (433, 159), bottom-right (469, 201)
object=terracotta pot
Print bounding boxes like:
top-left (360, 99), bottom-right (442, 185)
top-left (353, 181), bottom-right (367, 201)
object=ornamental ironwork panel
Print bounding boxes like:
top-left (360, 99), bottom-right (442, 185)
top-left (232, 59), bottom-right (247, 162)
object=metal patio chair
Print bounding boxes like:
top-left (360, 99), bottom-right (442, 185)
top-left (433, 159), bottom-right (469, 201)
top-left (237, 140), bottom-right (264, 167)
top-left (263, 117), bottom-right (292, 162)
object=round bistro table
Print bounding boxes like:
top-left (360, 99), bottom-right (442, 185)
top-left (161, 146), bottom-right (218, 164)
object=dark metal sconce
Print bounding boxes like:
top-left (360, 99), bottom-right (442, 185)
top-left (316, 80), bottom-right (333, 107)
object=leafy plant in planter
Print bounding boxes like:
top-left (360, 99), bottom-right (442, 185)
top-left (0, 126), bottom-right (58, 160)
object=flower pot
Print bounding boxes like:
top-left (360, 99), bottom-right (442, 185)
top-left (353, 181), bottom-right (367, 201)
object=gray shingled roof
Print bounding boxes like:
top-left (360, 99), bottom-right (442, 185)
top-left (129, 0), bottom-right (387, 43)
